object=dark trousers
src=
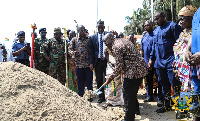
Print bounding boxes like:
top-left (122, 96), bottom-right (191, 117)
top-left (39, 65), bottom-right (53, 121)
top-left (123, 77), bottom-right (142, 121)
top-left (146, 69), bottom-right (154, 99)
top-left (95, 58), bottom-right (107, 99)
top-left (146, 68), bottom-right (163, 101)
top-left (16, 59), bottom-right (30, 67)
top-left (155, 69), bottom-right (163, 101)
top-left (76, 67), bottom-right (93, 97)
top-left (157, 82), bottom-right (163, 101)
top-left (156, 68), bottom-right (181, 107)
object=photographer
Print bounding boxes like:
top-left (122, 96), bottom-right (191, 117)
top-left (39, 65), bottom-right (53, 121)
top-left (12, 31), bottom-right (31, 66)
top-left (0, 43), bottom-right (7, 62)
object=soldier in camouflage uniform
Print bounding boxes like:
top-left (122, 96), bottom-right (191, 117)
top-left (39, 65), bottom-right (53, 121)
top-left (40, 27), bottom-right (66, 85)
top-left (34, 28), bottom-right (49, 74)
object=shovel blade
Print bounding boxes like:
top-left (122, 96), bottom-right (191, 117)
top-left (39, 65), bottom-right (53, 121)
top-left (93, 90), bottom-right (103, 95)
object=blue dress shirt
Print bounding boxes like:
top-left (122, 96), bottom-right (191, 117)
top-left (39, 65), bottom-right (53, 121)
top-left (150, 21), bottom-right (182, 69)
top-left (141, 32), bottom-right (155, 67)
top-left (12, 41), bottom-right (30, 60)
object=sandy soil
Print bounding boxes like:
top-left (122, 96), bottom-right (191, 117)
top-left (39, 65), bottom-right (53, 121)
top-left (0, 62), bottom-right (118, 121)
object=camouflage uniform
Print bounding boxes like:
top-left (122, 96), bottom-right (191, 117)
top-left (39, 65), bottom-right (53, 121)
top-left (34, 38), bottom-right (49, 74)
top-left (40, 38), bottom-right (66, 85)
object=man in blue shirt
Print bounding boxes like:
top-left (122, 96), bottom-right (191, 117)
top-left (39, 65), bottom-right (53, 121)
top-left (148, 11), bottom-right (182, 113)
top-left (12, 31), bottom-right (31, 66)
top-left (141, 20), bottom-right (163, 105)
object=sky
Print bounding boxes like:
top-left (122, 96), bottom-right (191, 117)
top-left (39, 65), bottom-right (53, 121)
top-left (0, 0), bottom-right (143, 49)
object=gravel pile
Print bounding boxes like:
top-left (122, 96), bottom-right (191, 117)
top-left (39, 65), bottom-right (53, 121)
top-left (0, 62), bottom-right (118, 121)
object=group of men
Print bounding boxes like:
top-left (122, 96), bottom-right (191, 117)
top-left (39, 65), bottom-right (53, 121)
top-left (10, 20), bottom-right (109, 103)
top-left (140, 10), bottom-right (184, 118)
top-left (7, 10), bottom-right (186, 121)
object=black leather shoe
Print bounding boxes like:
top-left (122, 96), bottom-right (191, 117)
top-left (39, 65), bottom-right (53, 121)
top-left (157, 100), bottom-right (163, 107)
top-left (156, 106), bottom-right (171, 113)
top-left (87, 98), bottom-right (93, 102)
top-left (143, 97), bottom-right (154, 102)
top-left (97, 98), bottom-right (105, 103)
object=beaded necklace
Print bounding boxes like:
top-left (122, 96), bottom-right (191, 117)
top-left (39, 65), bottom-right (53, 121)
top-left (105, 46), bottom-right (113, 56)
top-left (176, 29), bottom-right (192, 51)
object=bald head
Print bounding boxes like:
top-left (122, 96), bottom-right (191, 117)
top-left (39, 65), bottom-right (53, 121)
top-left (103, 33), bottom-right (114, 48)
top-left (103, 33), bottom-right (114, 42)
top-left (154, 11), bottom-right (167, 26)
top-left (144, 20), bottom-right (154, 33)
top-left (145, 20), bottom-right (153, 25)
top-left (155, 11), bottom-right (165, 17)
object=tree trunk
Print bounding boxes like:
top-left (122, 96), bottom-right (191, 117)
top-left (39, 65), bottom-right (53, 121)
top-left (171, 0), bottom-right (174, 21)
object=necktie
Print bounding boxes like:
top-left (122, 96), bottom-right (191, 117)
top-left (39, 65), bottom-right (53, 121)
top-left (100, 34), bottom-right (103, 60)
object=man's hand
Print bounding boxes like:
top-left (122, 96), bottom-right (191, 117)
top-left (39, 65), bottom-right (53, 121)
top-left (71, 51), bottom-right (76, 57)
top-left (23, 45), bottom-right (30, 51)
top-left (90, 64), bottom-right (93, 70)
top-left (148, 59), bottom-right (153, 70)
top-left (190, 52), bottom-right (200, 65)
top-left (105, 76), bottom-right (113, 86)
top-left (111, 30), bottom-right (118, 37)
top-left (184, 50), bottom-right (192, 64)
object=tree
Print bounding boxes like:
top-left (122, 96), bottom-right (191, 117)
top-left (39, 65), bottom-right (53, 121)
top-left (124, 0), bottom-right (200, 35)
top-left (124, 3), bottom-right (151, 35)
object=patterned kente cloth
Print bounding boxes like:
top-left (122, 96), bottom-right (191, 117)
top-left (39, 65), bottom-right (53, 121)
top-left (174, 32), bottom-right (191, 91)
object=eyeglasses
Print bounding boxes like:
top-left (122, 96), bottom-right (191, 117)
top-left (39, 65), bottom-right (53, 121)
top-left (178, 16), bottom-right (191, 21)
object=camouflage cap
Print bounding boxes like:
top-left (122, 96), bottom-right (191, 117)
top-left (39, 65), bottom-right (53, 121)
top-left (54, 27), bottom-right (62, 33)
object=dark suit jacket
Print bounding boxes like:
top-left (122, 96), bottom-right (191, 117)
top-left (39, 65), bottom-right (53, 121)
top-left (89, 31), bottom-right (108, 67)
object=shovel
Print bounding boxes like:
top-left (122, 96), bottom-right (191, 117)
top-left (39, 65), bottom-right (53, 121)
top-left (93, 82), bottom-right (108, 95)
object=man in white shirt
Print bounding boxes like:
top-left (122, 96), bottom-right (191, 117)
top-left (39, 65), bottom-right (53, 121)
top-left (90, 20), bottom-right (109, 103)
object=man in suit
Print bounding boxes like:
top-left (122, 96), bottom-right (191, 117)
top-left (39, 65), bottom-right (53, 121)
top-left (90, 20), bottom-right (108, 103)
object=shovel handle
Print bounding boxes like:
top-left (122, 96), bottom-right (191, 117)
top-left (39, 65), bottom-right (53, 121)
top-left (96, 82), bottom-right (108, 93)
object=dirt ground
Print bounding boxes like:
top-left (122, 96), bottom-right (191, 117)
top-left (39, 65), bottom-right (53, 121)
top-left (91, 77), bottom-right (193, 121)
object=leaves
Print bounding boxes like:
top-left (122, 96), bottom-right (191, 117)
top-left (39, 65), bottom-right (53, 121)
top-left (124, 0), bottom-right (200, 35)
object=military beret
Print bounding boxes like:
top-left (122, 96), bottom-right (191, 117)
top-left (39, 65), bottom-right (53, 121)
top-left (39, 28), bottom-right (46, 33)
top-left (17, 31), bottom-right (25, 36)
top-left (54, 27), bottom-right (62, 33)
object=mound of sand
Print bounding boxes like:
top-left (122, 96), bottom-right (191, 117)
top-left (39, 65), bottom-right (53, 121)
top-left (0, 62), bottom-right (119, 121)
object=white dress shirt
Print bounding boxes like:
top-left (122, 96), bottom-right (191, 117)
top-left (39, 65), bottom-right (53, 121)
top-left (98, 33), bottom-right (105, 59)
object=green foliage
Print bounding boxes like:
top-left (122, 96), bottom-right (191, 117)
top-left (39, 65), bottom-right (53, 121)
top-left (124, 0), bottom-right (200, 35)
